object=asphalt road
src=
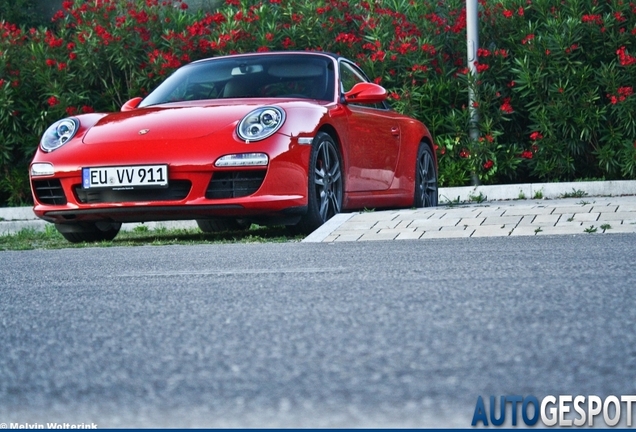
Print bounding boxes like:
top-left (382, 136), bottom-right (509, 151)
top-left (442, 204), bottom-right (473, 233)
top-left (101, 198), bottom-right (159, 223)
top-left (1, 234), bottom-right (636, 427)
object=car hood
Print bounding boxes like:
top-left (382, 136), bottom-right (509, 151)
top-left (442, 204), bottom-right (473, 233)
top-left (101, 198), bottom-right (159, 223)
top-left (82, 104), bottom-right (259, 144)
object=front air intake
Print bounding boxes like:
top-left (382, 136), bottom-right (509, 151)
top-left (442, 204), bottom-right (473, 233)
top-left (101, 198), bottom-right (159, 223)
top-left (205, 170), bottom-right (266, 199)
top-left (33, 179), bottom-right (67, 205)
top-left (74, 180), bottom-right (191, 203)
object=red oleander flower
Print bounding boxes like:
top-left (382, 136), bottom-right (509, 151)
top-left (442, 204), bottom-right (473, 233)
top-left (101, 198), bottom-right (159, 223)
top-left (81, 105), bottom-right (94, 113)
top-left (530, 131), bottom-right (543, 141)
top-left (282, 37), bottom-right (294, 49)
top-left (521, 150), bottom-right (533, 159)
top-left (503, 10), bottom-right (513, 18)
top-left (608, 87), bottom-right (634, 104)
top-left (500, 97), bottom-right (514, 113)
top-left (47, 96), bottom-right (59, 107)
top-left (370, 50), bottom-right (386, 61)
top-left (582, 14), bottom-right (603, 25)
top-left (617, 46), bottom-right (636, 66)
top-left (46, 59), bottom-right (56, 67)
top-left (421, 43), bottom-right (436, 55)
top-left (66, 106), bottom-right (77, 116)
top-left (522, 34), bottom-right (535, 44)
top-left (45, 30), bottom-right (64, 48)
top-left (335, 32), bottom-right (360, 46)
top-left (483, 160), bottom-right (494, 170)
top-left (475, 62), bottom-right (489, 73)
top-left (477, 48), bottom-right (490, 57)
top-left (459, 149), bottom-right (470, 158)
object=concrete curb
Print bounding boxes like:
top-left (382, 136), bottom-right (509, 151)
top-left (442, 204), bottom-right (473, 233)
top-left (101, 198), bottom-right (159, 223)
top-left (437, 180), bottom-right (636, 203)
top-left (302, 212), bottom-right (358, 243)
top-left (2, 180), bottom-right (635, 237)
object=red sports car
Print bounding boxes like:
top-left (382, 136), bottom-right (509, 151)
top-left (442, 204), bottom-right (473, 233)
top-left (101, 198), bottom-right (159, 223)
top-left (30, 51), bottom-right (438, 242)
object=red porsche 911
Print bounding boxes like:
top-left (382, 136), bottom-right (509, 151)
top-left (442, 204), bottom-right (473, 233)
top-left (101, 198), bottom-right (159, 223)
top-left (29, 51), bottom-right (438, 242)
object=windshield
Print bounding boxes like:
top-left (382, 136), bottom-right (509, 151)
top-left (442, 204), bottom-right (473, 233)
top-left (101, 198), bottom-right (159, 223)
top-left (139, 54), bottom-right (335, 107)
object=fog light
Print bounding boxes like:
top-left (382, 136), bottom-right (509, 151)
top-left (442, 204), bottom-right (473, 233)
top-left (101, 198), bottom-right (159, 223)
top-left (215, 153), bottom-right (269, 167)
top-left (31, 163), bottom-right (54, 176)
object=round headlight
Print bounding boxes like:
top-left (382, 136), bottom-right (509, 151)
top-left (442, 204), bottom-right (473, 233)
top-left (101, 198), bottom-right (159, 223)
top-left (41, 118), bottom-right (79, 152)
top-left (237, 106), bottom-right (285, 142)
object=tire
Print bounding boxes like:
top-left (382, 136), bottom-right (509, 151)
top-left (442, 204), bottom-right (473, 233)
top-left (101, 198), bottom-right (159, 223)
top-left (55, 221), bottom-right (122, 243)
top-left (196, 218), bottom-right (250, 233)
top-left (292, 132), bottom-right (343, 234)
top-left (414, 142), bottom-right (438, 207)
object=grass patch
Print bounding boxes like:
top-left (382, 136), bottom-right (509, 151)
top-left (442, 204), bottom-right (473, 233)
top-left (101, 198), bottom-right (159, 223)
top-left (441, 195), bottom-right (462, 207)
top-left (560, 188), bottom-right (588, 198)
top-left (0, 224), bottom-right (303, 251)
top-left (468, 191), bottom-right (487, 203)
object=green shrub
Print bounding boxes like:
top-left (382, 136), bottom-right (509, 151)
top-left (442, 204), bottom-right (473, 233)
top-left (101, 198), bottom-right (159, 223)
top-left (1, 0), bottom-right (636, 206)
top-left (0, 0), bottom-right (46, 28)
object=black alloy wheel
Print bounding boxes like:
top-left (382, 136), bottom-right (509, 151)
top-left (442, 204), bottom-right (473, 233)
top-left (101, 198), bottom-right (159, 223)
top-left (196, 218), bottom-right (251, 233)
top-left (293, 131), bottom-right (343, 234)
top-left (414, 142), bottom-right (438, 207)
top-left (55, 221), bottom-right (122, 243)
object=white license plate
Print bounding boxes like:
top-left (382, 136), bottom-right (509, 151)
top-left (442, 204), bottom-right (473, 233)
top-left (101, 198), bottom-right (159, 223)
top-left (82, 165), bottom-right (168, 189)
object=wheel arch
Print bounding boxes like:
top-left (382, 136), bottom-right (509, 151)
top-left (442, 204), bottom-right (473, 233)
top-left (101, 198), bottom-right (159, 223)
top-left (317, 124), bottom-right (342, 150)
top-left (316, 123), bottom-right (347, 178)
top-left (419, 134), bottom-right (438, 170)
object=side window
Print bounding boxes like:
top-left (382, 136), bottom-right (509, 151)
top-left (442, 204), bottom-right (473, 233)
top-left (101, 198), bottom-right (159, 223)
top-left (339, 61), bottom-right (386, 109)
top-left (339, 62), bottom-right (365, 93)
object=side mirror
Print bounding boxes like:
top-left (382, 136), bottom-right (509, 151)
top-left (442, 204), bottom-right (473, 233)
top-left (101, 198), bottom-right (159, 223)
top-left (121, 97), bottom-right (142, 112)
top-left (344, 82), bottom-right (387, 104)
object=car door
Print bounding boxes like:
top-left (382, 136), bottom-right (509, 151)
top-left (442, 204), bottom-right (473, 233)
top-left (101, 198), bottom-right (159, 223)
top-left (339, 61), bottom-right (401, 192)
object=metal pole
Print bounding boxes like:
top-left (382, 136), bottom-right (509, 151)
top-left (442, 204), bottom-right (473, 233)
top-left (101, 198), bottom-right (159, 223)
top-left (466, 0), bottom-right (480, 185)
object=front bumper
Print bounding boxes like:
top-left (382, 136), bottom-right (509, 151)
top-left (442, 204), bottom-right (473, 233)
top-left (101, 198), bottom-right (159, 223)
top-left (31, 135), bottom-right (312, 224)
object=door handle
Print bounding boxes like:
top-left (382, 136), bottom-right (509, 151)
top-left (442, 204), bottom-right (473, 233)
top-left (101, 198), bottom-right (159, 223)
top-left (391, 127), bottom-right (400, 137)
